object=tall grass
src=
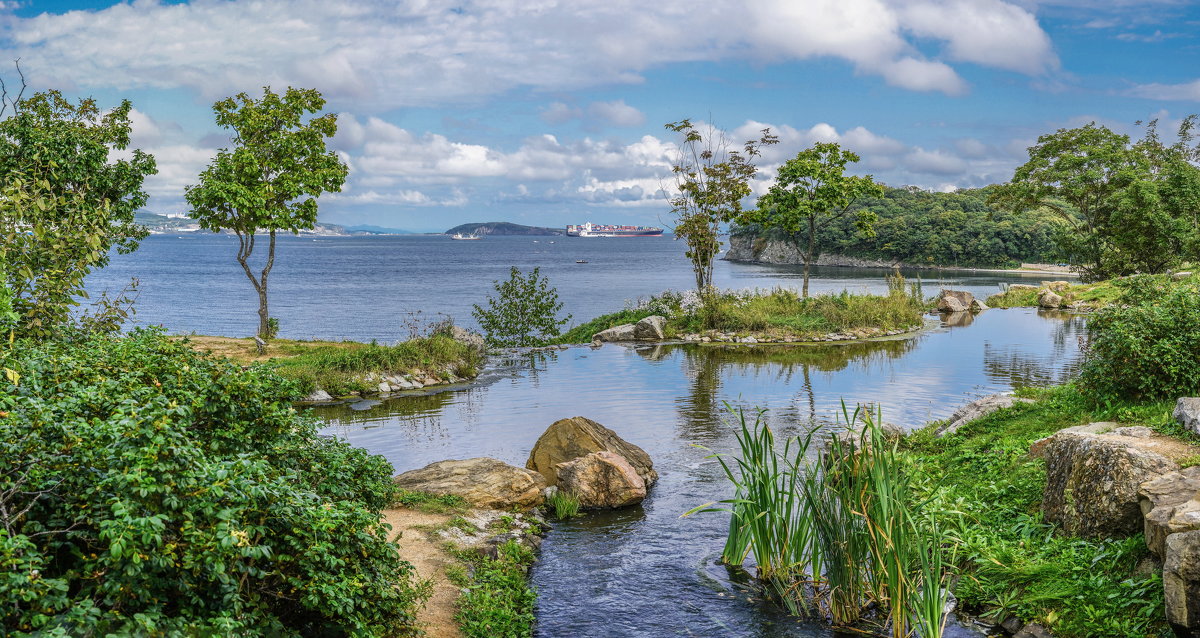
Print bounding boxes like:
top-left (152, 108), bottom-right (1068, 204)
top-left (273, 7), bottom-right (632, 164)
top-left (269, 334), bottom-right (483, 394)
top-left (689, 404), bottom-right (950, 637)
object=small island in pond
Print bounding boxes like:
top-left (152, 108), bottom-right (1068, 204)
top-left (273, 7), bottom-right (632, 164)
top-left (444, 221), bottom-right (565, 236)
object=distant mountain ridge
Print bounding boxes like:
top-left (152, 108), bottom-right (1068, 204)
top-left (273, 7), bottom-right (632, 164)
top-left (134, 212), bottom-right (350, 236)
top-left (445, 221), bottom-right (565, 236)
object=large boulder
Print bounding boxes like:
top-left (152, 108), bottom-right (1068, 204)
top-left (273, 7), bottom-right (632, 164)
top-left (936, 290), bottom-right (975, 313)
top-left (933, 394), bottom-right (1035, 438)
top-left (1037, 427), bottom-right (1180, 538)
top-left (1176, 398), bottom-right (1200, 436)
top-left (556, 451), bottom-right (647, 509)
top-left (592, 324), bottom-right (637, 342)
top-left (393, 457), bottom-right (546, 510)
top-left (1140, 467), bottom-right (1200, 558)
top-left (633, 315), bottom-right (667, 341)
top-left (526, 416), bottom-right (657, 487)
top-left (1037, 289), bottom-right (1063, 309)
top-left (1164, 531), bottom-right (1200, 635)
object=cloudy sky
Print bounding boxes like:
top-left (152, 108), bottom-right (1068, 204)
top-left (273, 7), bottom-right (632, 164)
top-left (3, 0), bottom-right (1198, 232)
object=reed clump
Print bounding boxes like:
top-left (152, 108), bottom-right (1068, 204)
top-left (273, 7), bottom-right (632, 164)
top-left (689, 404), bottom-right (951, 637)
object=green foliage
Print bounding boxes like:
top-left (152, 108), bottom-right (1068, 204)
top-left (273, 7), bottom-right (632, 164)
top-left (472, 266), bottom-right (571, 347)
top-left (0, 84), bottom-right (156, 339)
top-left (665, 119), bottom-right (777, 292)
top-left (451, 540), bottom-right (537, 638)
top-left (547, 490), bottom-right (581, 520)
top-left (186, 86), bottom-right (348, 339)
top-left (905, 386), bottom-right (1171, 637)
top-left (0, 329), bottom-right (425, 636)
top-left (1078, 276), bottom-right (1200, 401)
top-left (751, 142), bottom-right (884, 296)
top-left (395, 489), bottom-right (470, 514)
top-left (985, 286), bottom-right (1042, 308)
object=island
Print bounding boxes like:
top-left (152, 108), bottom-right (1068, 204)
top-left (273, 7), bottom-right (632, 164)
top-left (444, 221), bottom-right (565, 236)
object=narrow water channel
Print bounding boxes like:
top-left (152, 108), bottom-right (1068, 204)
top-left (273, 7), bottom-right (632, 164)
top-left (313, 308), bottom-right (1086, 637)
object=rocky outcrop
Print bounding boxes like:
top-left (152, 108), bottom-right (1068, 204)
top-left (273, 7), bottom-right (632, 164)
top-left (1164, 531), bottom-right (1200, 635)
top-left (1175, 398), bottom-right (1200, 436)
top-left (394, 457), bottom-right (547, 510)
top-left (936, 290), bottom-right (975, 313)
top-left (1035, 425), bottom-right (1181, 538)
top-left (1038, 289), bottom-right (1064, 308)
top-left (526, 416), bottom-right (657, 488)
top-left (933, 394), bottom-right (1035, 438)
top-left (633, 315), bottom-right (666, 340)
top-left (1140, 467), bottom-right (1200, 558)
top-left (556, 451), bottom-right (647, 509)
top-left (723, 234), bottom-right (908, 268)
top-left (592, 324), bottom-right (637, 342)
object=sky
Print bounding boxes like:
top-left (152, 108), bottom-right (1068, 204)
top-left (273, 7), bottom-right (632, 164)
top-left (1, 0), bottom-right (1199, 233)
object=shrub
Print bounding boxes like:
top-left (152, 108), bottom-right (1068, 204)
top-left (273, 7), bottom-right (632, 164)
top-left (1078, 279), bottom-right (1200, 400)
top-left (472, 266), bottom-right (571, 347)
top-left (0, 329), bottom-right (425, 636)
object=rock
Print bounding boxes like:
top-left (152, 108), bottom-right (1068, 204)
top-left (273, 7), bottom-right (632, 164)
top-left (941, 311), bottom-right (975, 327)
top-left (526, 416), bottom-right (657, 487)
top-left (449, 325), bottom-right (486, 351)
top-left (933, 394), bottom-right (1035, 438)
top-left (1000, 617), bottom-right (1024, 635)
top-left (423, 376), bottom-right (440, 386)
top-left (739, 336), bottom-right (758, 344)
top-left (1164, 530), bottom-right (1200, 634)
top-left (970, 298), bottom-right (989, 313)
top-left (1039, 428), bottom-right (1179, 538)
top-left (1176, 399), bottom-right (1200, 436)
top-left (936, 289), bottom-right (975, 313)
top-left (1140, 467), bottom-right (1200, 558)
top-left (556, 451), bottom-right (647, 509)
top-left (589, 339), bottom-right (602, 348)
top-left (377, 381), bottom-right (392, 393)
top-left (592, 324), bottom-right (637, 342)
top-left (1014, 622), bottom-right (1054, 638)
top-left (1041, 280), bottom-right (1072, 292)
top-left (1038, 289), bottom-right (1063, 308)
top-left (303, 388), bottom-right (334, 402)
top-left (1174, 271), bottom-right (1194, 281)
top-left (633, 315), bottom-right (667, 341)
top-left (1008, 283), bottom-right (1039, 292)
top-left (394, 457), bottom-right (547, 510)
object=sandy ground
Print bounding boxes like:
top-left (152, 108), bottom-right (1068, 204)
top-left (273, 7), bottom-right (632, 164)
top-left (382, 508), bottom-right (464, 638)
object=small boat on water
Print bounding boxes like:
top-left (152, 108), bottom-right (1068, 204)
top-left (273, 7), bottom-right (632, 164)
top-left (576, 259), bottom-right (588, 264)
top-left (449, 233), bottom-right (482, 240)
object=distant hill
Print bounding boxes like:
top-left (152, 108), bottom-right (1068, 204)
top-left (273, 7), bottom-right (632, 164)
top-left (134, 211), bottom-right (350, 236)
top-left (445, 221), bottom-right (564, 236)
top-left (345, 224), bottom-right (415, 234)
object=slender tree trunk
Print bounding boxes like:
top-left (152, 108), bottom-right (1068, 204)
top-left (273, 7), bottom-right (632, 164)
top-left (803, 216), bottom-right (817, 298)
top-left (234, 229), bottom-right (277, 340)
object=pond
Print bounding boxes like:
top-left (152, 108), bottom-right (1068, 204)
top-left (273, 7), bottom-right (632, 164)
top-left (313, 307), bottom-right (1086, 637)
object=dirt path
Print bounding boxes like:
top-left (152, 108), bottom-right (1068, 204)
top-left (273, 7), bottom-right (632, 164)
top-left (383, 508), bottom-right (464, 638)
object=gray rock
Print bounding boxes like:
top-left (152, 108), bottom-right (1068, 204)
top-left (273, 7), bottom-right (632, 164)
top-left (970, 298), bottom-right (989, 313)
top-left (394, 457), bottom-right (546, 510)
top-left (1175, 398), bottom-right (1200, 435)
top-left (936, 290), bottom-right (975, 313)
top-left (933, 394), bottom-right (1035, 438)
top-left (449, 325), bottom-right (486, 351)
top-left (303, 388), bottom-right (334, 402)
top-left (589, 339), bottom-right (602, 348)
top-left (1014, 623), bottom-right (1054, 638)
top-left (592, 323), bottom-right (637, 342)
top-left (377, 381), bottom-right (392, 393)
top-left (633, 315), bottom-right (667, 341)
top-left (1038, 289), bottom-right (1063, 308)
top-left (739, 336), bottom-right (758, 344)
top-left (1140, 466), bottom-right (1200, 558)
top-left (1165, 530), bottom-right (1200, 634)
top-left (1174, 271), bottom-right (1194, 280)
top-left (1040, 429), bottom-right (1179, 538)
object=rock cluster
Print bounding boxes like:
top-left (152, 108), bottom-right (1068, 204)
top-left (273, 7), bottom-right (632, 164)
top-left (677, 325), bottom-right (920, 344)
top-left (526, 416), bottom-right (657, 489)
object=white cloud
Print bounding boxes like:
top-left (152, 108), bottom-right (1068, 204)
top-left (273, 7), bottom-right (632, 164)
top-left (1128, 79), bottom-right (1200, 101)
top-left (2, 0), bottom-right (1059, 109)
top-left (586, 100), bottom-right (645, 128)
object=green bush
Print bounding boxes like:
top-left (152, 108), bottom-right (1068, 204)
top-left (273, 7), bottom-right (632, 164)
top-left (0, 329), bottom-right (425, 636)
top-left (472, 266), bottom-right (571, 347)
top-left (1078, 278), bottom-right (1200, 400)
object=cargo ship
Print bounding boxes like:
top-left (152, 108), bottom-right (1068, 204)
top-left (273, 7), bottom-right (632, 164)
top-left (565, 222), bottom-right (663, 237)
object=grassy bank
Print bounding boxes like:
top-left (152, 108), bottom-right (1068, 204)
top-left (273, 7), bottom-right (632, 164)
top-left (987, 271), bottom-right (1200, 309)
top-left (905, 385), bottom-right (1185, 637)
top-left (556, 281), bottom-right (927, 344)
top-left (184, 334), bottom-right (483, 396)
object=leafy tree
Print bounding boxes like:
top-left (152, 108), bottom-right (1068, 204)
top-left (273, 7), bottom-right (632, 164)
top-left (186, 87), bottom-right (348, 340)
top-left (472, 266), bottom-right (571, 347)
top-left (665, 119), bottom-right (776, 292)
top-left (0, 74), bottom-right (156, 339)
top-left (751, 143), bottom-right (883, 297)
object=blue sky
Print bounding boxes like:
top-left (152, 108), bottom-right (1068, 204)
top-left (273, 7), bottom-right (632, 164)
top-left (2, 0), bottom-right (1198, 232)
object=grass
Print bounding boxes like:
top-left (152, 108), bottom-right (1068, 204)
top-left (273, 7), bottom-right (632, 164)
top-left (395, 489), bottom-right (470, 514)
top-left (903, 384), bottom-right (1178, 638)
top-left (449, 540), bottom-right (537, 638)
top-left (546, 489), bottom-right (581, 520)
top-left (986, 271), bottom-right (1200, 310)
top-left (556, 278), bottom-right (927, 344)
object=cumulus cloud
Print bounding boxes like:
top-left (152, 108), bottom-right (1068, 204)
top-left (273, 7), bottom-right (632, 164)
top-left (1127, 79), bottom-right (1200, 101)
top-left (2, 0), bottom-right (1059, 109)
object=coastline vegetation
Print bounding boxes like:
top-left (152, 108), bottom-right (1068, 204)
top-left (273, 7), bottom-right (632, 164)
top-left (447, 539), bottom-right (538, 638)
top-left (986, 270), bottom-right (1199, 310)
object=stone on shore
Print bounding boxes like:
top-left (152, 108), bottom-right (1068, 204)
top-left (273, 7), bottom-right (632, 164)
top-left (526, 416), bottom-right (657, 487)
top-left (933, 394), bottom-right (1035, 438)
top-left (303, 388), bottom-right (334, 402)
top-left (556, 451), bottom-right (647, 509)
top-left (592, 324), bottom-right (637, 342)
top-left (936, 289), bottom-right (975, 313)
top-left (1164, 530), bottom-right (1200, 635)
top-left (1038, 289), bottom-right (1063, 308)
top-left (633, 315), bottom-right (667, 341)
top-left (1140, 467), bottom-right (1200, 558)
top-left (969, 298), bottom-right (989, 312)
top-left (394, 457), bottom-right (546, 510)
top-left (449, 325), bottom-right (486, 351)
top-left (1175, 398), bottom-right (1200, 436)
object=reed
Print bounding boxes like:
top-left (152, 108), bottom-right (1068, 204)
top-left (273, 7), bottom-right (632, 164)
top-left (547, 489), bottom-right (581, 520)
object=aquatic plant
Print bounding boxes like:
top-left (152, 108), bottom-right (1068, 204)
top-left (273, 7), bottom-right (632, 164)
top-left (547, 489), bottom-right (581, 520)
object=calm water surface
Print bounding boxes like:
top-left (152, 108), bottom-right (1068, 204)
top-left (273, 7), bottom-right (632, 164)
top-left (87, 234), bottom-right (1073, 341)
top-left (314, 308), bottom-right (1086, 638)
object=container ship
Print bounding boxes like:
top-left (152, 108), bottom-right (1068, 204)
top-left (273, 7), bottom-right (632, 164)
top-left (565, 222), bottom-right (664, 237)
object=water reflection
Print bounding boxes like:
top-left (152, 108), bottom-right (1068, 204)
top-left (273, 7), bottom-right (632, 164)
top-left (311, 308), bottom-right (1084, 638)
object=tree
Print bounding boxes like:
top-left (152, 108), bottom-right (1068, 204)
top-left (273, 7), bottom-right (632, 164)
top-left (665, 119), bottom-right (776, 292)
top-left (751, 142), bottom-right (883, 297)
top-left (0, 70), bottom-right (156, 339)
top-left (186, 87), bottom-right (347, 340)
top-left (472, 266), bottom-right (571, 347)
